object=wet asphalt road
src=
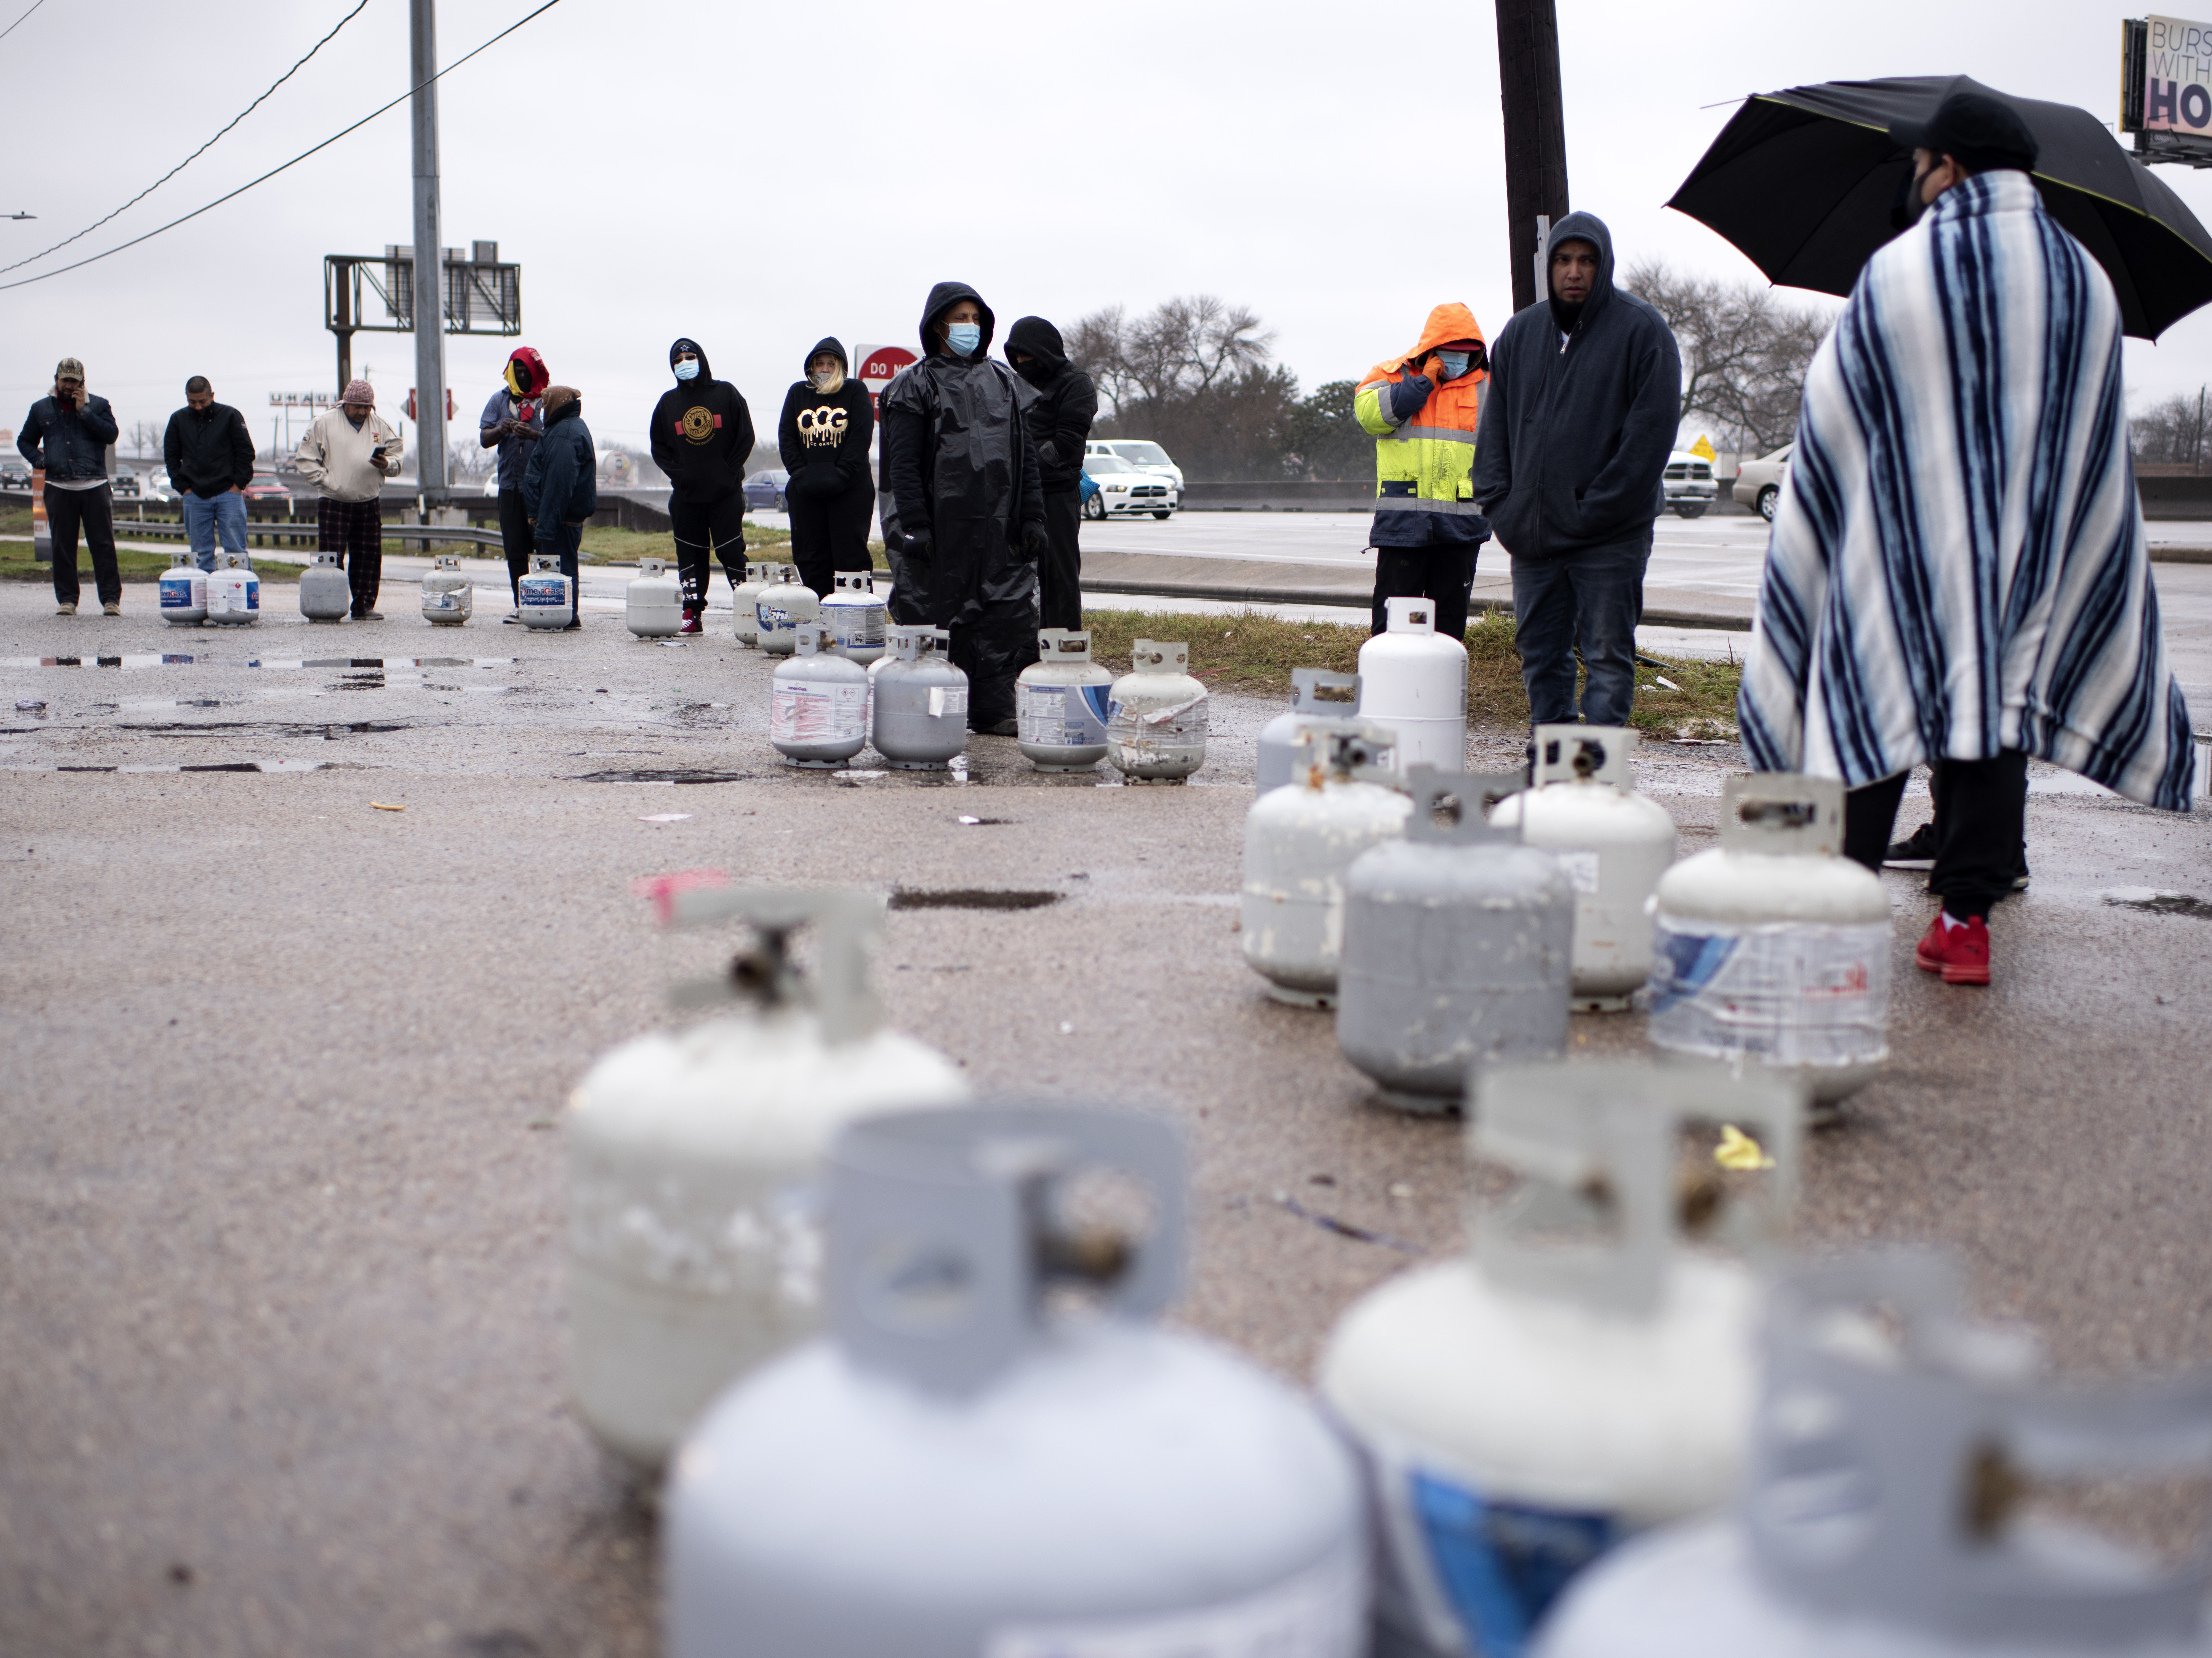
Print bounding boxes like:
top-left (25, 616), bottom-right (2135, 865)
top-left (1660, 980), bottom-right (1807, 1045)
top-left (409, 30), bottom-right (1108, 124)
top-left (3, 581), bottom-right (2211, 1658)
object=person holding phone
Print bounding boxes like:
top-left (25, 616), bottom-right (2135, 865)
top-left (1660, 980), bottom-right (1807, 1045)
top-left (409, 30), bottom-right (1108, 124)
top-left (294, 379), bottom-right (402, 621)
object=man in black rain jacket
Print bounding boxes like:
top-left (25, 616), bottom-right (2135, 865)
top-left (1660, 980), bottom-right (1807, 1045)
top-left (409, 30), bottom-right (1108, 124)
top-left (1471, 212), bottom-right (1681, 728)
top-left (881, 281), bottom-right (1050, 734)
top-left (162, 376), bottom-right (256, 574)
top-left (1005, 316), bottom-right (1097, 632)
top-left (776, 337), bottom-right (876, 596)
top-left (523, 386), bottom-right (597, 632)
top-left (649, 337), bottom-right (755, 630)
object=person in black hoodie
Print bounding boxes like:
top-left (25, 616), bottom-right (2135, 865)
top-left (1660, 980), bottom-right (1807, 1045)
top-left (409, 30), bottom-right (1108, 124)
top-left (880, 281), bottom-right (1050, 734)
top-left (776, 338), bottom-right (876, 596)
top-left (162, 376), bottom-right (256, 574)
top-left (1004, 317), bottom-right (1097, 632)
top-left (649, 337), bottom-right (755, 633)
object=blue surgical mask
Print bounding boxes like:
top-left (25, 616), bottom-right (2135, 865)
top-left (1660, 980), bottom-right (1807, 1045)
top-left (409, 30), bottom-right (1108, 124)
top-left (674, 358), bottom-right (700, 382)
top-left (945, 322), bottom-right (982, 357)
top-left (1437, 350), bottom-right (1472, 381)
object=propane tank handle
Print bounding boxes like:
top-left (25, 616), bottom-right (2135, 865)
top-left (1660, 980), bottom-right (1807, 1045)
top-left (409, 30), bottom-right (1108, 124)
top-left (792, 621), bottom-right (826, 657)
top-left (1295, 721), bottom-right (1396, 784)
top-left (1130, 637), bottom-right (1189, 674)
top-left (1289, 667), bottom-right (1361, 713)
top-left (1038, 628), bottom-right (1093, 660)
top-left (1722, 771), bottom-right (1845, 856)
top-left (1531, 723), bottom-right (1637, 788)
top-left (663, 885), bottom-right (884, 1042)
top-left (1402, 766), bottom-right (1524, 845)
top-left (638, 556), bottom-right (665, 577)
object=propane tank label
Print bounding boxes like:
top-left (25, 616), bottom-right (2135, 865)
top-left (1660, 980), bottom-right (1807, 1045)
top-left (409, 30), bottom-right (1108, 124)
top-left (1392, 1469), bottom-right (1618, 1658)
top-left (1552, 850), bottom-right (1602, 895)
top-left (757, 602), bottom-right (795, 633)
top-left (986, 1544), bottom-right (1364, 1658)
top-left (926, 684), bottom-right (968, 719)
top-left (1646, 918), bottom-right (1890, 1067)
top-left (160, 575), bottom-right (197, 608)
top-left (1019, 682), bottom-right (1109, 746)
top-left (521, 578), bottom-right (568, 607)
top-left (770, 680), bottom-right (868, 743)
top-left (830, 608), bottom-right (885, 647)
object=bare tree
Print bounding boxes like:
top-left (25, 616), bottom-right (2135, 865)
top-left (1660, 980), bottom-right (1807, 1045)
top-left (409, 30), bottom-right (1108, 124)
top-left (1069, 305), bottom-right (1139, 421)
top-left (1069, 295), bottom-right (1276, 424)
top-left (1624, 261), bottom-right (1837, 456)
top-left (2132, 388), bottom-right (2211, 470)
top-left (127, 419), bottom-right (164, 458)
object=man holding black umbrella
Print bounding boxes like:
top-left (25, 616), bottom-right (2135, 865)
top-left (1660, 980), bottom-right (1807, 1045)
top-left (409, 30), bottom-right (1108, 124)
top-left (1738, 91), bottom-right (2195, 989)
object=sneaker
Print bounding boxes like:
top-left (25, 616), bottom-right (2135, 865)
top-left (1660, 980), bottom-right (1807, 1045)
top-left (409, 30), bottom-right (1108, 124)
top-left (353, 610), bottom-right (384, 622)
top-left (501, 612), bottom-right (520, 624)
top-left (1884, 821), bottom-right (1937, 869)
top-left (1915, 912), bottom-right (1991, 986)
top-left (679, 609), bottom-right (703, 636)
top-left (562, 619), bottom-right (583, 631)
top-left (55, 601), bottom-right (76, 616)
top-left (974, 717), bottom-right (1019, 737)
top-left (102, 601), bottom-right (121, 616)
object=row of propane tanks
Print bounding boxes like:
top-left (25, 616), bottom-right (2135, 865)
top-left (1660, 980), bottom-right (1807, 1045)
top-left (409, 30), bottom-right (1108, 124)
top-left (154, 548), bottom-right (498, 627)
top-left (566, 888), bottom-right (2212, 1658)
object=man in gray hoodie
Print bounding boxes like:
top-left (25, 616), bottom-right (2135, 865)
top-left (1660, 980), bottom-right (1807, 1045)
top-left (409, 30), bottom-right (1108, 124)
top-left (1471, 213), bottom-right (1681, 727)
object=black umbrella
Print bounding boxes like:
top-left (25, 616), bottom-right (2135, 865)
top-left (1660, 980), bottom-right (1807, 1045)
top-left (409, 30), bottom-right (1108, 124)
top-left (1667, 74), bottom-right (2212, 339)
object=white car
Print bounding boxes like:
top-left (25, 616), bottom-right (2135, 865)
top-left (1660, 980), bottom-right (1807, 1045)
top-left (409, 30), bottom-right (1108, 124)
top-left (1081, 453), bottom-right (1180, 520)
top-left (1733, 443), bottom-right (1794, 522)
top-left (1661, 451), bottom-right (1717, 519)
top-left (1086, 438), bottom-right (1183, 493)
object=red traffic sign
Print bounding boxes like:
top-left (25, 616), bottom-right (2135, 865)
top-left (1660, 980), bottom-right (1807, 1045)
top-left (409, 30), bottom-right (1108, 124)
top-left (405, 388), bottom-right (456, 422)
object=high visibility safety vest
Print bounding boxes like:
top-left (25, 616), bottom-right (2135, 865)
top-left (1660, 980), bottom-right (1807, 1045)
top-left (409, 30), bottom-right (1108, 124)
top-left (1353, 302), bottom-right (1487, 522)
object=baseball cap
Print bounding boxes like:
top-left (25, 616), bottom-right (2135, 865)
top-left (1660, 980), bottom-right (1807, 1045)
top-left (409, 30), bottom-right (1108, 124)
top-left (55, 357), bottom-right (84, 382)
top-left (1889, 90), bottom-right (2039, 173)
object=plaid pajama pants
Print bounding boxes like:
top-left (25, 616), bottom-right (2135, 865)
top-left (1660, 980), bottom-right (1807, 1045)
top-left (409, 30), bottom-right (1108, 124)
top-left (318, 496), bottom-right (383, 615)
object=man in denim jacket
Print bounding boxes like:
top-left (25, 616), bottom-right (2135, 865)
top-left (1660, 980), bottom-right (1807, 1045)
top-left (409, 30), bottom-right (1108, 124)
top-left (17, 357), bottom-right (122, 616)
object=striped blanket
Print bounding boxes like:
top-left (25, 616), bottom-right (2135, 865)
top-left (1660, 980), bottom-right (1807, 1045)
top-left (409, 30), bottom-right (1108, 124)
top-left (1738, 168), bottom-right (2195, 811)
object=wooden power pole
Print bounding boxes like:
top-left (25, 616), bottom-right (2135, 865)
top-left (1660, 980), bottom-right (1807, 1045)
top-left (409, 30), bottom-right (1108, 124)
top-left (1495, 0), bottom-right (1572, 314)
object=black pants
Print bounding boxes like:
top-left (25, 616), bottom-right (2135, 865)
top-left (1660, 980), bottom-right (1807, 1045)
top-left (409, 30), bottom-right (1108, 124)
top-left (541, 520), bottom-right (584, 627)
top-left (1843, 751), bottom-right (2028, 920)
top-left (1038, 488), bottom-right (1083, 631)
top-left (1371, 543), bottom-right (1479, 639)
top-left (788, 482), bottom-right (875, 597)
top-left (498, 488), bottom-right (532, 605)
top-left (670, 492), bottom-right (747, 609)
top-left (45, 483), bottom-right (120, 607)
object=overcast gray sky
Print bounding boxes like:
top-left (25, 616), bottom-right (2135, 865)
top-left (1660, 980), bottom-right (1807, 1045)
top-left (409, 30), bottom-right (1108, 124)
top-left (2, 0), bottom-right (2206, 461)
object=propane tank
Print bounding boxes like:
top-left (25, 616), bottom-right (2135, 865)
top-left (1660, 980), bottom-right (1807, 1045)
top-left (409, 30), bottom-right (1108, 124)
top-left (1240, 724), bottom-right (1412, 1009)
top-left (1359, 596), bottom-right (1467, 773)
top-left (519, 552), bottom-right (575, 630)
top-left (1492, 726), bottom-right (1678, 1011)
top-left (1107, 637), bottom-right (1208, 781)
top-left (1256, 668), bottom-right (1363, 793)
top-left (1535, 1252), bottom-right (2212, 1658)
top-left (298, 550), bottom-right (351, 622)
top-left (731, 561), bottom-right (775, 647)
top-left (158, 552), bottom-right (206, 627)
top-left (820, 571), bottom-right (888, 664)
top-left (770, 622), bottom-right (869, 768)
top-left (1337, 768), bottom-right (1573, 1112)
top-left (1323, 1060), bottom-right (1802, 1658)
top-left (667, 1103), bottom-right (1369, 1658)
top-left (420, 555), bottom-right (473, 625)
top-left (870, 625), bottom-right (969, 770)
top-left (1015, 628), bottom-right (1114, 771)
top-left (204, 552), bottom-right (260, 626)
top-left (625, 556), bottom-right (682, 637)
top-left (566, 887), bottom-right (969, 1468)
top-left (755, 564), bottom-right (819, 656)
top-left (1647, 773), bottom-right (1890, 1108)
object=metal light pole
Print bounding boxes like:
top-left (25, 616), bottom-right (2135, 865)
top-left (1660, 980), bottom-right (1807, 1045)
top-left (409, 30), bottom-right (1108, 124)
top-left (1495, 0), bottom-right (1571, 315)
top-left (409, 0), bottom-right (448, 504)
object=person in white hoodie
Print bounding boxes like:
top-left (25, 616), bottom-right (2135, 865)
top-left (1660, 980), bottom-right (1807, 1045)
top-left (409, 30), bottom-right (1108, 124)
top-left (294, 379), bottom-right (402, 620)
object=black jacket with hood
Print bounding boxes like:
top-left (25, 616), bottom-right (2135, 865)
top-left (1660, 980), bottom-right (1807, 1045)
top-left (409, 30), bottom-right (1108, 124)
top-left (522, 394), bottom-right (598, 546)
top-left (1470, 212), bottom-right (1683, 559)
top-left (776, 337), bottom-right (875, 503)
top-left (649, 338), bottom-right (755, 504)
top-left (162, 400), bottom-right (256, 498)
top-left (1004, 316), bottom-right (1097, 494)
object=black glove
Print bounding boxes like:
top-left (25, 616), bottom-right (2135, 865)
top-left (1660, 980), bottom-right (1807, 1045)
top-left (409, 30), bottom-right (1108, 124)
top-left (898, 526), bottom-right (933, 558)
top-left (1022, 522), bottom-right (1050, 560)
top-left (802, 466), bottom-right (841, 500)
top-left (1388, 374), bottom-right (1434, 422)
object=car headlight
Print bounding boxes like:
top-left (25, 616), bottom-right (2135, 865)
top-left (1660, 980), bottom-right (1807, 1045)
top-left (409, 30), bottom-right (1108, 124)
top-left (1105, 483), bottom-right (1128, 492)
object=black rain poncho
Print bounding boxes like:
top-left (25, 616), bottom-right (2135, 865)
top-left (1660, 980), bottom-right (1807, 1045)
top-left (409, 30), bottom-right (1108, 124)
top-left (880, 280), bottom-right (1047, 727)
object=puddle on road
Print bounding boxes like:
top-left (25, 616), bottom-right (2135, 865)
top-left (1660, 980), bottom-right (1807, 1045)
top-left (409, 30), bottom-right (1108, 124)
top-left (579, 767), bottom-right (750, 784)
top-left (888, 889), bottom-right (1063, 912)
top-left (2103, 889), bottom-right (2212, 920)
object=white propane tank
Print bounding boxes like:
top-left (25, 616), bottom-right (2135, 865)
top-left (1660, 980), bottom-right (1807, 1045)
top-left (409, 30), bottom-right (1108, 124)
top-left (667, 1104), bottom-right (1370, 1658)
top-left (1492, 726), bottom-right (1679, 1011)
top-left (870, 625), bottom-right (969, 770)
top-left (625, 556), bottom-right (682, 637)
top-left (1359, 596), bottom-right (1466, 773)
top-left (1107, 637), bottom-right (1208, 781)
top-left (205, 553), bottom-right (260, 626)
top-left (1016, 628), bottom-right (1114, 771)
top-left (158, 552), bottom-right (206, 626)
top-left (1648, 773), bottom-right (1890, 1108)
top-left (769, 622), bottom-right (869, 768)
top-left (566, 888), bottom-right (969, 1468)
top-left (755, 564), bottom-right (819, 656)
top-left (1322, 1059), bottom-right (1803, 1658)
top-left (298, 550), bottom-right (351, 623)
top-left (1536, 1252), bottom-right (2212, 1658)
top-left (1240, 724), bottom-right (1412, 1009)
top-left (519, 553), bottom-right (575, 630)
top-left (1337, 768), bottom-right (1574, 1112)
top-left (1256, 668), bottom-right (1363, 793)
top-left (820, 571), bottom-right (888, 664)
top-left (421, 555), bottom-right (473, 626)
top-left (731, 561), bottom-right (775, 647)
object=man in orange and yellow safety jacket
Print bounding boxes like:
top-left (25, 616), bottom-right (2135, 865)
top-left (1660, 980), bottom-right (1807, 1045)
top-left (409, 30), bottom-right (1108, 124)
top-left (1353, 302), bottom-right (1490, 638)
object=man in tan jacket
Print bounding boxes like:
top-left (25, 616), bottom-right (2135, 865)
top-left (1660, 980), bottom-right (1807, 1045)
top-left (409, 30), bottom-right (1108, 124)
top-left (294, 379), bottom-right (402, 620)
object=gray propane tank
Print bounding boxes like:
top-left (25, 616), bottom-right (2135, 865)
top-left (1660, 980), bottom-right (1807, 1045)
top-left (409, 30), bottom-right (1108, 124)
top-left (769, 622), bottom-right (869, 768)
top-left (625, 556), bottom-right (682, 637)
top-left (1535, 1251), bottom-right (2212, 1658)
top-left (299, 550), bottom-right (351, 622)
top-left (421, 555), bottom-right (473, 625)
top-left (1359, 596), bottom-right (1467, 774)
top-left (1336, 768), bottom-right (1574, 1112)
top-left (158, 552), bottom-right (205, 626)
top-left (1108, 637), bottom-right (1208, 781)
top-left (870, 625), bottom-right (969, 770)
top-left (820, 571), bottom-right (888, 664)
top-left (755, 564), bottom-right (819, 656)
top-left (566, 887), bottom-right (969, 1468)
top-left (1322, 1059), bottom-right (1803, 1658)
top-left (519, 552), bottom-right (574, 629)
top-left (731, 561), bottom-right (775, 647)
top-left (1240, 723), bottom-right (1412, 1008)
top-left (1016, 628), bottom-right (1114, 771)
top-left (1256, 668), bottom-right (1363, 793)
top-left (1647, 773), bottom-right (1891, 1108)
top-left (204, 552), bottom-right (260, 625)
top-left (666, 1103), bottom-right (1369, 1658)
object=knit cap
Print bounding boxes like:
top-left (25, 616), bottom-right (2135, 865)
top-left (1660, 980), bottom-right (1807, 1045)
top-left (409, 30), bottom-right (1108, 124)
top-left (341, 379), bottom-right (375, 406)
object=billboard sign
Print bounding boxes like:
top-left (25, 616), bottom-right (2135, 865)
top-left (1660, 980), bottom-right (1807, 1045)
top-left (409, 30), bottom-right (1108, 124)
top-left (2123, 16), bottom-right (2212, 162)
top-left (851, 343), bottom-right (918, 419)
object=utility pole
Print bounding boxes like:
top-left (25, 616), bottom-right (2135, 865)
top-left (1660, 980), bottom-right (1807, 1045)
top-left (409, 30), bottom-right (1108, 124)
top-left (409, 0), bottom-right (448, 504)
top-left (1494, 0), bottom-right (1571, 315)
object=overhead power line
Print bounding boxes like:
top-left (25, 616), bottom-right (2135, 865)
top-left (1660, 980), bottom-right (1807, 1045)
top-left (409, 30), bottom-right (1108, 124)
top-left (0, 0), bottom-right (566, 294)
top-left (0, 0), bottom-right (374, 278)
top-left (0, 0), bottom-right (49, 46)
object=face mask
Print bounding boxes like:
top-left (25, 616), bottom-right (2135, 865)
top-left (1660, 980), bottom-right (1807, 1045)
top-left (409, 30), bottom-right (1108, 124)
top-left (674, 358), bottom-right (700, 382)
top-left (1436, 351), bottom-right (1472, 381)
top-left (945, 322), bottom-right (982, 357)
top-left (1889, 162), bottom-right (1930, 233)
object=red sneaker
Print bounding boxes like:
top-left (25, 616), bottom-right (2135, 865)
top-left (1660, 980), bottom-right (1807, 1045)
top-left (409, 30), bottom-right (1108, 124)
top-left (1915, 913), bottom-right (1990, 986)
top-left (678, 607), bottom-right (703, 636)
